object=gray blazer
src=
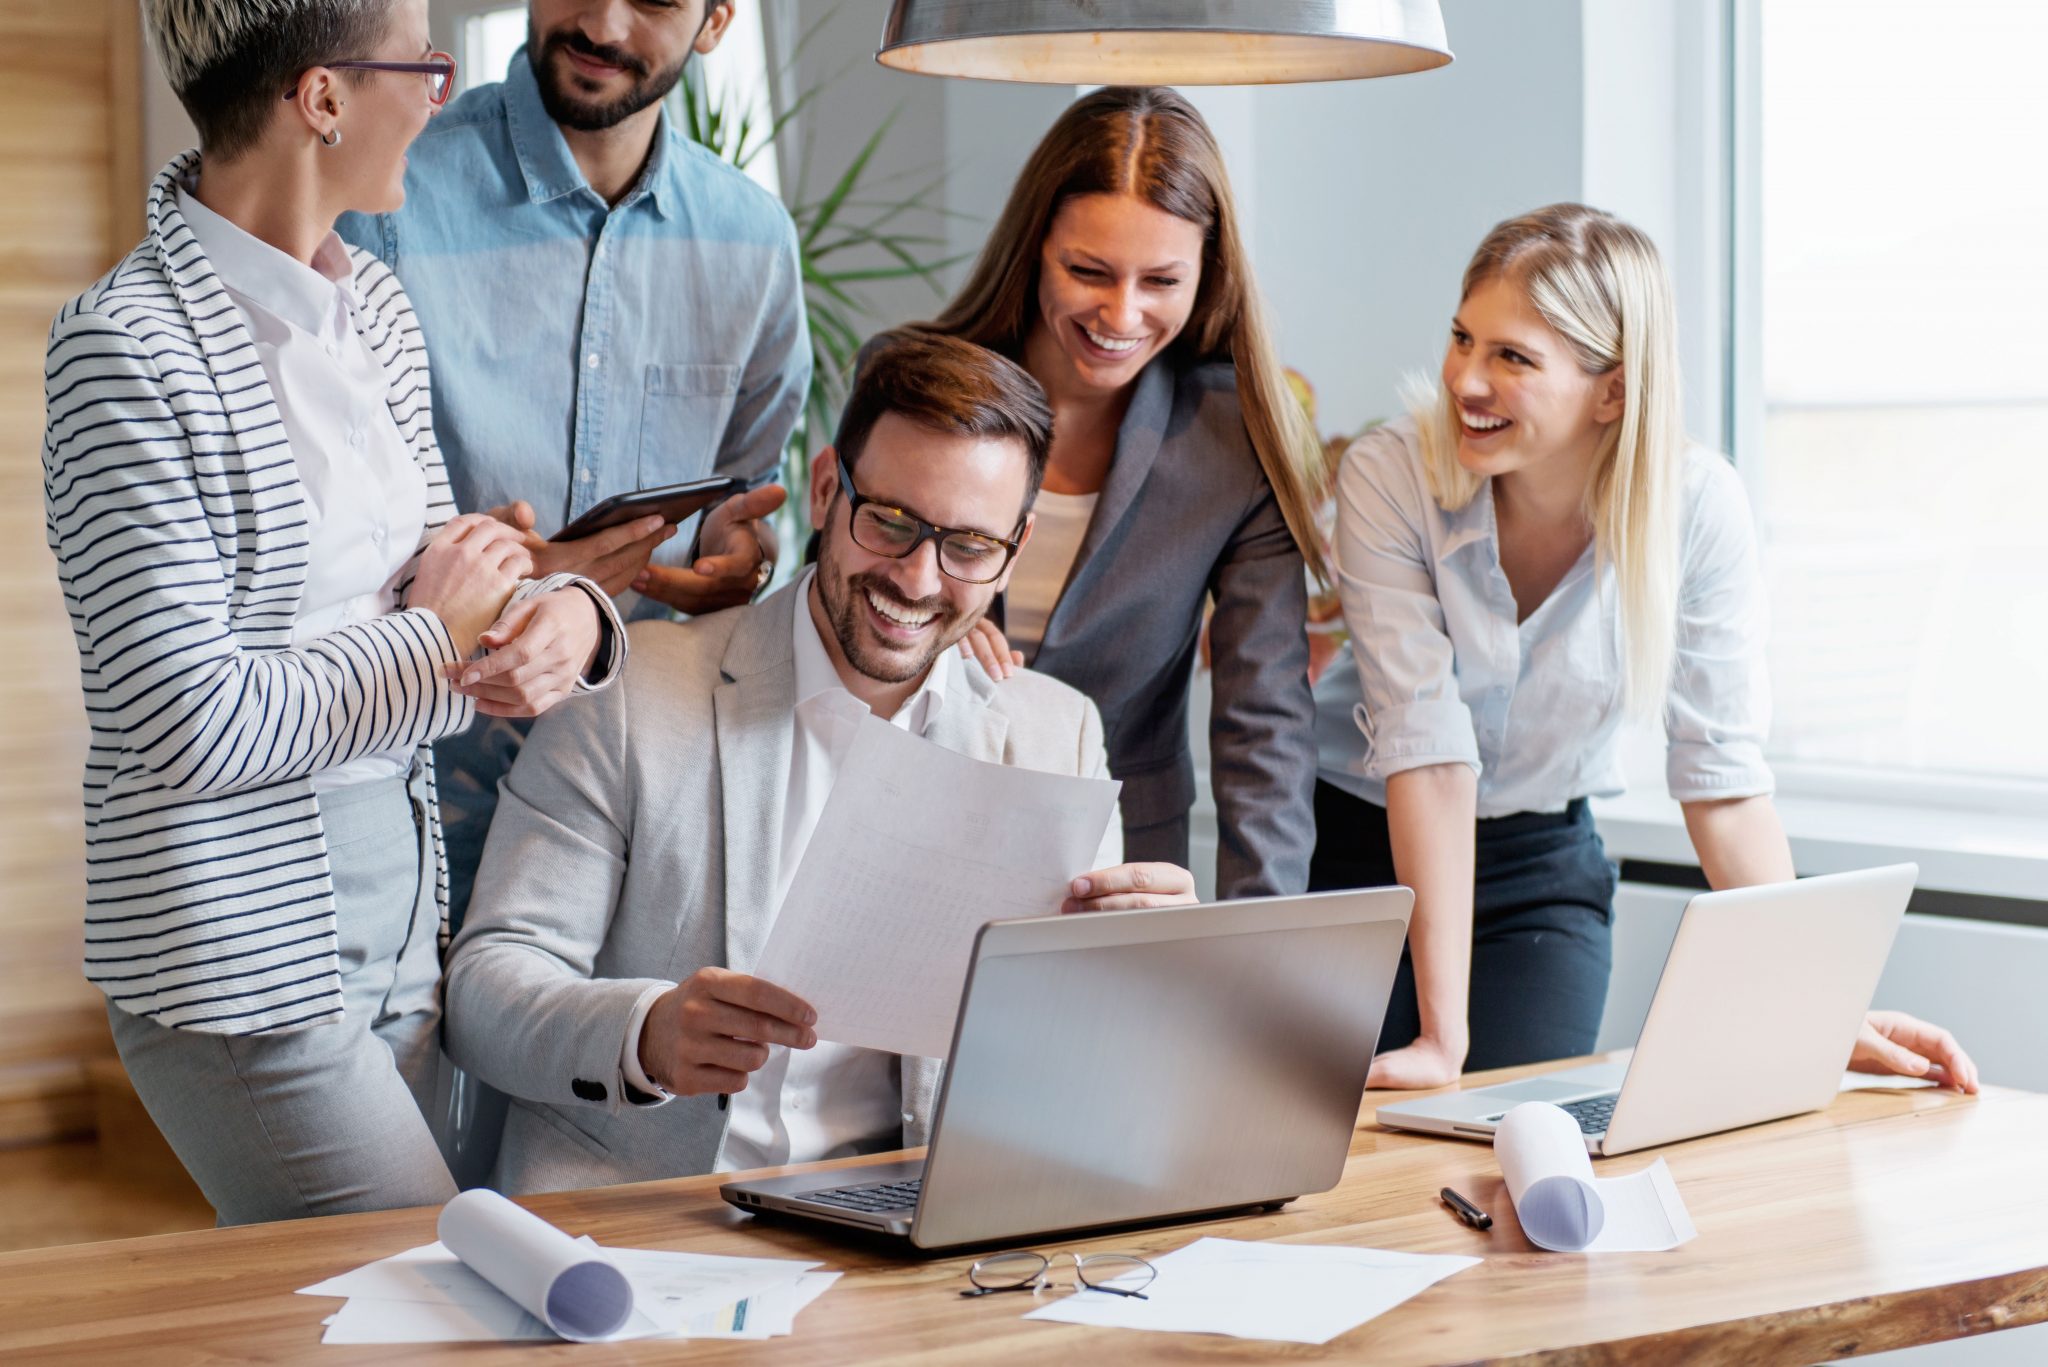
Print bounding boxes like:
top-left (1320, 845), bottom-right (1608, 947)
top-left (443, 581), bottom-right (1114, 1195)
top-left (1018, 357), bottom-right (1315, 899)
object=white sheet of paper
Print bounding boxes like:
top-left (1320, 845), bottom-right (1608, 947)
top-left (319, 1291), bottom-right (549, 1344)
top-left (667, 1271), bottom-right (844, 1340)
top-left (1022, 1238), bottom-right (1480, 1345)
top-left (1495, 1102), bottom-right (1697, 1252)
top-left (298, 1242), bottom-right (465, 1304)
top-left (752, 714), bottom-right (1120, 1058)
top-left (1841, 1071), bottom-right (1940, 1091)
top-left (602, 1246), bottom-right (820, 1330)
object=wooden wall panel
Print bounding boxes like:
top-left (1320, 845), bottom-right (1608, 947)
top-left (0, 0), bottom-right (142, 1139)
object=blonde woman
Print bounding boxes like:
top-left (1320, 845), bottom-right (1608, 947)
top-left (907, 86), bottom-right (1323, 897)
top-left (43, 0), bottom-right (624, 1223)
top-left (1310, 204), bottom-right (1978, 1092)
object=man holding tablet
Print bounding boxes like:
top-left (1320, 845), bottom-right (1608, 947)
top-left (338, 0), bottom-right (807, 926)
top-left (442, 333), bottom-right (1200, 1194)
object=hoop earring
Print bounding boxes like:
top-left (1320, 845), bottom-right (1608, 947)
top-left (321, 127), bottom-right (342, 148)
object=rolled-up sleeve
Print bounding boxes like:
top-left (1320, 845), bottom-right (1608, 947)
top-left (1333, 430), bottom-right (1480, 781)
top-left (1664, 456), bottom-right (1775, 801)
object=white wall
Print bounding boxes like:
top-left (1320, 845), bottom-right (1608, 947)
top-left (1249, 0), bottom-right (1585, 439)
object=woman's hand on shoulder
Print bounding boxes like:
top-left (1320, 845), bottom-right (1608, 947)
top-left (959, 616), bottom-right (1023, 681)
top-left (445, 586), bottom-right (603, 718)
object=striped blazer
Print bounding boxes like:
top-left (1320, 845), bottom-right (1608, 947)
top-left (43, 152), bottom-right (623, 1037)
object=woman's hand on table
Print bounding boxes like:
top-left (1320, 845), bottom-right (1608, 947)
top-left (1365, 1032), bottom-right (1470, 1091)
top-left (1849, 1009), bottom-right (1980, 1093)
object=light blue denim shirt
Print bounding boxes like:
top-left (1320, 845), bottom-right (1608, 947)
top-left (336, 51), bottom-right (809, 920)
top-left (1312, 417), bottom-right (1775, 818)
top-left (337, 50), bottom-right (808, 568)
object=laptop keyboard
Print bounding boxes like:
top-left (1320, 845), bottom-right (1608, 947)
top-left (803, 1177), bottom-right (923, 1214)
top-left (1485, 1093), bottom-right (1618, 1134)
top-left (1558, 1093), bottom-right (1619, 1134)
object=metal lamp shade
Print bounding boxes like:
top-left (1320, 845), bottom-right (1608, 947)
top-left (876, 0), bottom-right (1453, 85)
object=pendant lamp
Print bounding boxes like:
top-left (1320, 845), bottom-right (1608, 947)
top-left (876, 0), bottom-right (1453, 85)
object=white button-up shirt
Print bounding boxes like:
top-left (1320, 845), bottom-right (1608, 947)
top-left (1312, 416), bottom-right (1775, 818)
top-left (621, 569), bottom-right (955, 1169)
top-left (178, 188), bottom-right (428, 792)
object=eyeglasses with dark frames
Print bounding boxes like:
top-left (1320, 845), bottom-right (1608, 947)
top-left (284, 51), bottom-right (458, 108)
top-left (959, 1249), bottom-right (1155, 1300)
top-left (836, 460), bottom-right (1024, 586)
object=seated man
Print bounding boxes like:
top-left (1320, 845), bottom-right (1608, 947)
top-left (444, 331), bottom-right (1198, 1194)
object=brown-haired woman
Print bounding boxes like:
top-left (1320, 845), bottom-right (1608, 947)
top-left (906, 85), bottom-right (1322, 897)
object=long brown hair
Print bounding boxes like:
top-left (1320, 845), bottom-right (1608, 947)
top-left (920, 86), bottom-right (1328, 581)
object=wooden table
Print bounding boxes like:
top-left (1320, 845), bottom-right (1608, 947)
top-left (3, 1056), bottom-right (2043, 1364)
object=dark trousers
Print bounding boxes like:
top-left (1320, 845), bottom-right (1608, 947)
top-left (1308, 780), bottom-right (1618, 1071)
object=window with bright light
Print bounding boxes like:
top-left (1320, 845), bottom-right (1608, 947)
top-left (1754, 0), bottom-right (2048, 790)
top-left (452, 4), bottom-right (779, 199)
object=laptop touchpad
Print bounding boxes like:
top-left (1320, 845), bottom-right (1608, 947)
top-left (1481, 1078), bottom-right (1606, 1105)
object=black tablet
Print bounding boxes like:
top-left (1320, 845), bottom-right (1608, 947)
top-left (549, 476), bottom-right (744, 543)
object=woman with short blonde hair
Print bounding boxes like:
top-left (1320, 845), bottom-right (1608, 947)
top-left (908, 86), bottom-right (1322, 897)
top-left (1311, 204), bottom-right (1977, 1091)
top-left (43, 0), bottom-right (624, 1223)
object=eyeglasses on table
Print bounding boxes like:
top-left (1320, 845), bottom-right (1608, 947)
top-left (959, 1249), bottom-right (1156, 1299)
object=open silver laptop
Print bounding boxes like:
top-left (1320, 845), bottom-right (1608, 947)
top-left (1376, 864), bottom-right (1915, 1157)
top-left (722, 888), bottom-right (1412, 1250)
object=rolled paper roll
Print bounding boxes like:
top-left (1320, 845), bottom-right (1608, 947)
top-left (1495, 1101), bottom-right (1607, 1252)
top-left (437, 1189), bottom-right (635, 1341)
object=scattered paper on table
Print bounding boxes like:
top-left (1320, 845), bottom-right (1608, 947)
top-left (1841, 1071), bottom-right (1939, 1091)
top-left (1022, 1238), bottom-right (1479, 1345)
top-left (753, 714), bottom-right (1120, 1058)
top-left (299, 1191), bottom-right (834, 1344)
top-left (1496, 1102), bottom-right (1697, 1252)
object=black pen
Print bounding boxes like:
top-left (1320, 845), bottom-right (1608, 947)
top-left (1440, 1186), bottom-right (1492, 1230)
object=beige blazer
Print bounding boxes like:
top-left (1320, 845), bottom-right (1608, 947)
top-left (444, 580), bottom-right (1114, 1194)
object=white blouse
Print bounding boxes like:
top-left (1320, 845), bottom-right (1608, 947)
top-left (179, 189), bottom-right (427, 791)
top-left (1312, 417), bottom-right (1776, 818)
top-left (1005, 489), bottom-right (1099, 658)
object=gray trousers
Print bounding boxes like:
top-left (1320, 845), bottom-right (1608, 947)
top-left (108, 766), bottom-right (459, 1226)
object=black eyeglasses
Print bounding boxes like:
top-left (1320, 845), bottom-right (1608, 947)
top-left (285, 52), bottom-right (458, 107)
top-left (836, 461), bottom-right (1023, 586)
top-left (960, 1250), bottom-right (1155, 1299)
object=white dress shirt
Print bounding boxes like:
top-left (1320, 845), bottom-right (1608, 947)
top-left (178, 189), bottom-right (428, 792)
top-left (1312, 416), bottom-right (1775, 818)
top-left (621, 569), bottom-right (955, 1169)
top-left (1004, 489), bottom-right (1099, 658)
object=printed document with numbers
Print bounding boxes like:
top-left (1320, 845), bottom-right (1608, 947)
top-left (752, 714), bottom-right (1120, 1058)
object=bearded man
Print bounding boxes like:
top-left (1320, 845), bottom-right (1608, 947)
top-left (339, 0), bottom-right (807, 930)
top-left (441, 332), bottom-right (1199, 1194)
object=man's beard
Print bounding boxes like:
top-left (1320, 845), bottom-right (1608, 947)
top-left (818, 563), bottom-right (968, 686)
top-left (529, 25), bottom-right (688, 132)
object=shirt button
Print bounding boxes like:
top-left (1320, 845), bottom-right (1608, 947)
top-left (325, 340), bottom-right (342, 360)
top-left (371, 526), bottom-right (386, 545)
top-left (586, 352), bottom-right (601, 369)
top-left (349, 429), bottom-right (365, 449)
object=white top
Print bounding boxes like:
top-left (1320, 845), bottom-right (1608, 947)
top-left (620, 569), bottom-right (955, 1169)
top-left (1311, 417), bottom-right (1775, 818)
top-left (1004, 489), bottom-right (1099, 657)
top-left (179, 189), bottom-right (428, 792)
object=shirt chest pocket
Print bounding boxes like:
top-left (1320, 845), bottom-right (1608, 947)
top-left (1519, 596), bottom-right (1622, 783)
top-left (637, 363), bottom-right (742, 484)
